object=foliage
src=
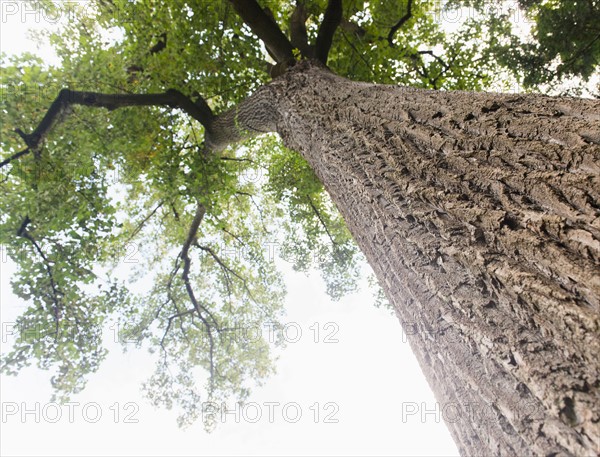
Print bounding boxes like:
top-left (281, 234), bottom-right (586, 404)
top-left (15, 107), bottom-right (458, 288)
top-left (1, 0), bottom-right (598, 429)
top-left (445, 0), bottom-right (600, 93)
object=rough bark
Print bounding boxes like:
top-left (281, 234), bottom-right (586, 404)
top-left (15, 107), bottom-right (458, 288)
top-left (205, 86), bottom-right (280, 152)
top-left (250, 61), bottom-right (599, 456)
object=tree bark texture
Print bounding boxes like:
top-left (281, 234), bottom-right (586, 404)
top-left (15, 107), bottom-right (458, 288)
top-left (257, 61), bottom-right (599, 456)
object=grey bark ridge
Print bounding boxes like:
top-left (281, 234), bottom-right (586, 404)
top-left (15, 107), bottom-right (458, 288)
top-left (266, 61), bottom-right (600, 457)
top-left (205, 85), bottom-right (280, 152)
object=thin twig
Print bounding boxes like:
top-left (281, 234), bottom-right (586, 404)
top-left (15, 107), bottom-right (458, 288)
top-left (306, 195), bottom-right (338, 247)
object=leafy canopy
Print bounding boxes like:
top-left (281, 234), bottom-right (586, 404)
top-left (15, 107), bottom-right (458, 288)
top-left (1, 0), bottom-right (598, 428)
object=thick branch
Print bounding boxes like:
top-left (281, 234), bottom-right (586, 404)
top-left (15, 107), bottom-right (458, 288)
top-left (290, 2), bottom-right (313, 58)
top-left (228, 0), bottom-right (295, 64)
top-left (315, 0), bottom-right (343, 64)
top-left (387, 0), bottom-right (413, 47)
top-left (16, 215), bottom-right (31, 237)
top-left (149, 32), bottom-right (167, 54)
top-left (205, 86), bottom-right (279, 152)
top-left (2, 89), bottom-right (214, 169)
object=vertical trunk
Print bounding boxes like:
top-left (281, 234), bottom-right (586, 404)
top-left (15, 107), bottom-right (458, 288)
top-left (270, 62), bottom-right (599, 456)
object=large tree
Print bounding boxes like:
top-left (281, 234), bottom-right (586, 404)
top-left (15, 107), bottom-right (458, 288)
top-left (1, 1), bottom-right (599, 455)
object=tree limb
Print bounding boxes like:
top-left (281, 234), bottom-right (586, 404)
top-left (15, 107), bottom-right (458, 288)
top-left (410, 50), bottom-right (450, 89)
top-left (160, 308), bottom-right (195, 353)
top-left (234, 191), bottom-right (270, 233)
top-left (290, 2), bottom-right (313, 58)
top-left (178, 202), bottom-right (217, 387)
top-left (18, 218), bottom-right (62, 334)
top-left (387, 0), bottom-right (413, 47)
top-left (2, 89), bottom-right (214, 169)
top-left (0, 149), bottom-right (30, 169)
top-left (148, 32), bottom-right (167, 55)
top-left (340, 30), bottom-right (374, 76)
top-left (124, 201), bottom-right (164, 245)
top-left (315, 0), bottom-right (343, 64)
top-left (196, 243), bottom-right (261, 309)
top-left (559, 32), bottom-right (600, 75)
top-left (417, 50), bottom-right (450, 71)
top-left (228, 0), bottom-right (295, 65)
top-left (16, 215), bottom-right (31, 237)
top-left (306, 195), bottom-right (339, 247)
top-left (127, 32), bottom-right (168, 83)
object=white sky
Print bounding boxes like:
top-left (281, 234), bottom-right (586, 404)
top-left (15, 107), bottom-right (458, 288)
top-left (0, 2), bottom-right (459, 456)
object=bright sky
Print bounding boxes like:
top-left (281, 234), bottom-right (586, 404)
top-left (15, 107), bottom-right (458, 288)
top-left (0, 2), bottom-right (460, 456)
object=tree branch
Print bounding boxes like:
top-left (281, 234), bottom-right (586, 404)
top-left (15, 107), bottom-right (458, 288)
top-left (124, 201), bottom-right (164, 244)
top-left (228, 0), bottom-right (295, 65)
top-left (0, 148), bottom-right (30, 169)
top-left (18, 219), bottom-right (62, 334)
top-left (149, 32), bottom-right (167, 55)
top-left (160, 308), bottom-right (195, 353)
top-left (159, 198), bottom-right (263, 391)
top-left (417, 50), bottom-right (450, 71)
top-left (410, 50), bottom-right (450, 89)
top-left (2, 89), bottom-right (214, 169)
top-left (196, 243), bottom-right (234, 300)
top-left (315, 0), bottom-right (343, 64)
top-left (387, 0), bottom-right (413, 47)
top-left (290, 2), bottom-right (313, 58)
top-left (196, 243), bottom-right (261, 308)
top-left (559, 32), bottom-right (600, 75)
top-left (178, 202), bottom-right (217, 387)
top-left (306, 195), bottom-right (339, 247)
top-left (16, 215), bottom-right (31, 237)
top-left (340, 30), bottom-right (374, 76)
top-left (234, 191), bottom-right (270, 233)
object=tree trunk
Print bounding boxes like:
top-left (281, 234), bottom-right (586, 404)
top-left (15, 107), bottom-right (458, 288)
top-left (266, 61), bottom-right (599, 456)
